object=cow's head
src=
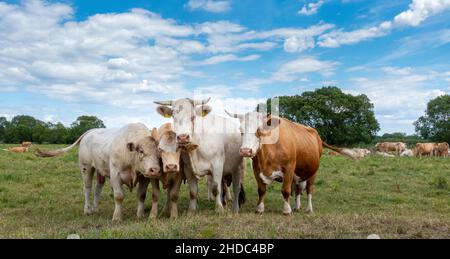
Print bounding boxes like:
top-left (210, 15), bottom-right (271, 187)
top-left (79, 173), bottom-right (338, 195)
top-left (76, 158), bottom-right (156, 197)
top-left (226, 111), bottom-right (280, 158)
top-left (154, 98), bottom-right (212, 146)
top-left (157, 126), bottom-right (181, 173)
top-left (127, 128), bottom-right (161, 179)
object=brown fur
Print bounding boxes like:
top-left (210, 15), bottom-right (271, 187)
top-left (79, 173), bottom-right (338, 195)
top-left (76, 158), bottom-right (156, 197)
top-left (9, 146), bottom-right (29, 153)
top-left (435, 142), bottom-right (449, 157)
top-left (21, 141), bottom-right (32, 147)
top-left (415, 143), bottom-right (438, 157)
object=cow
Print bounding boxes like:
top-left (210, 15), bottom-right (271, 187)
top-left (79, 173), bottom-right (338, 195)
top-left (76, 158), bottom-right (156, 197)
top-left (21, 141), bottom-right (32, 147)
top-left (4, 146), bottom-right (30, 153)
top-left (35, 123), bottom-right (161, 221)
top-left (153, 123), bottom-right (192, 219)
top-left (400, 149), bottom-right (415, 157)
top-left (225, 111), bottom-right (356, 215)
top-left (326, 150), bottom-right (340, 156)
top-left (415, 143), bottom-right (438, 157)
top-left (375, 142), bottom-right (406, 155)
top-left (154, 98), bottom-right (246, 213)
top-left (376, 151), bottom-right (396, 157)
top-left (351, 148), bottom-right (371, 159)
top-left (435, 142), bottom-right (449, 157)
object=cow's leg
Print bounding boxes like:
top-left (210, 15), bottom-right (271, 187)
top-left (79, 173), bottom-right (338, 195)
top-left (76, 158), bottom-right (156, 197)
top-left (93, 173), bottom-right (106, 213)
top-left (81, 165), bottom-right (95, 215)
top-left (281, 169), bottom-right (294, 216)
top-left (169, 176), bottom-right (182, 219)
top-left (110, 169), bottom-right (125, 221)
top-left (293, 180), bottom-right (306, 212)
top-left (136, 176), bottom-right (150, 219)
top-left (184, 165), bottom-right (198, 215)
top-left (211, 160), bottom-right (225, 213)
top-left (252, 158), bottom-right (266, 214)
top-left (207, 175), bottom-right (214, 202)
top-left (149, 179), bottom-right (160, 219)
top-left (163, 183), bottom-right (171, 217)
top-left (305, 175), bottom-right (316, 213)
top-left (231, 171), bottom-right (242, 213)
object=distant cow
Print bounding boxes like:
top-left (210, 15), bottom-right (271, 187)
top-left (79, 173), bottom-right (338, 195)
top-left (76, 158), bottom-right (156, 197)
top-left (35, 123), bottom-right (161, 221)
top-left (226, 111), bottom-right (356, 215)
top-left (415, 143), bottom-right (438, 157)
top-left (376, 151), bottom-right (395, 158)
top-left (375, 142), bottom-right (406, 155)
top-left (21, 141), bottom-right (32, 147)
top-left (327, 150), bottom-right (340, 156)
top-left (400, 149), bottom-right (415, 157)
top-left (7, 146), bottom-right (30, 153)
top-left (435, 142), bottom-right (449, 157)
top-left (351, 148), bottom-right (371, 159)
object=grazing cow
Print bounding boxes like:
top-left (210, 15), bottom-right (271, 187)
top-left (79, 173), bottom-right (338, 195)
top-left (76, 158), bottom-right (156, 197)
top-left (226, 111), bottom-right (356, 215)
top-left (327, 150), bottom-right (340, 156)
top-left (375, 142), bottom-right (406, 155)
top-left (35, 123), bottom-right (160, 221)
top-left (435, 142), bottom-right (449, 157)
top-left (400, 149), bottom-right (415, 157)
top-left (155, 98), bottom-right (246, 213)
top-left (415, 143), bottom-right (438, 157)
top-left (21, 141), bottom-right (32, 147)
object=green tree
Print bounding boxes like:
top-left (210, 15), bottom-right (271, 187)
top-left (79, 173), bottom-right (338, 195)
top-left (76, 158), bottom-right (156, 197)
top-left (414, 95), bottom-right (450, 142)
top-left (68, 116), bottom-right (105, 142)
top-left (267, 86), bottom-right (380, 146)
top-left (0, 117), bottom-right (8, 143)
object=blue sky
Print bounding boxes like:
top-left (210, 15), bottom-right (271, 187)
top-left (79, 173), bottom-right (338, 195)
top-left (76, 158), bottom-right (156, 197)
top-left (0, 0), bottom-right (449, 134)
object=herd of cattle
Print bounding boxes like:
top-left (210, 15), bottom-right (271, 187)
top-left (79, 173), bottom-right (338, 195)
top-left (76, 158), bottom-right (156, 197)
top-left (328, 141), bottom-right (450, 159)
top-left (3, 98), bottom-right (447, 221)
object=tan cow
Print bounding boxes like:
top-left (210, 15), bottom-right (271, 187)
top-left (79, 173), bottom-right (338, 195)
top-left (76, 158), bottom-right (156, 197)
top-left (415, 143), bottom-right (438, 157)
top-left (375, 142), bottom-right (406, 155)
top-left (435, 142), bottom-right (449, 157)
top-left (8, 146), bottom-right (30, 153)
top-left (351, 148), bottom-right (371, 159)
top-left (227, 112), bottom-right (356, 215)
top-left (21, 141), bottom-right (32, 147)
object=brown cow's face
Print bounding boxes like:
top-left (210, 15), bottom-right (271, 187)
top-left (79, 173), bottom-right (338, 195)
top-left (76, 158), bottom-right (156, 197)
top-left (156, 98), bottom-right (211, 146)
top-left (127, 136), bottom-right (161, 179)
top-left (158, 131), bottom-right (181, 173)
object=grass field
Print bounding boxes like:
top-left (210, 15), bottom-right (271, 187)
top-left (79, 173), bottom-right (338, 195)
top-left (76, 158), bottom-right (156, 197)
top-left (0, 144), bottom-right (449, 239)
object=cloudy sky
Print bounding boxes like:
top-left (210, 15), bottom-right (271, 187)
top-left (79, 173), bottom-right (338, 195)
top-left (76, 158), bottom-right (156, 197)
top-left (0, 0), bottom-right (449, 134)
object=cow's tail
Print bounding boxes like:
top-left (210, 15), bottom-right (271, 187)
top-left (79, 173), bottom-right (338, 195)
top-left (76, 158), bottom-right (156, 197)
top-left (34, 130), bottom-right (92, 157)
top-left (322, 142), bottom-right (357, 160)
top-left (238, 183), bottom-right (246, 207)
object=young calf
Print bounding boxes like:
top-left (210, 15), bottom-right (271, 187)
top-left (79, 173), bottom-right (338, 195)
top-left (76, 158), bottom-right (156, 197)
top-left (227, 111), bottom-right (355, 215)
top-left (36, 123), bottom-right (160, 221)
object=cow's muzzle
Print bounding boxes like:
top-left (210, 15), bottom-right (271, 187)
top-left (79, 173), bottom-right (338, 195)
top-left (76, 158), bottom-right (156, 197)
top-left (143, 167), bottom-right (161, 179)
top-left (177, 134), bottom-right (190, 145)
top-left (164, 164), bottom-right (178, 173)
top-left (239, 148), bottom-right (253, 157)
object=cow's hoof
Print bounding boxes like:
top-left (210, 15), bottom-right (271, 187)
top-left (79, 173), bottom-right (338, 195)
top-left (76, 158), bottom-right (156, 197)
top-left (112, 216), bottom-right (122, 222)
top-left (149, 213), bottom-right (157, 219)
top-left (136, 212), bottom-right (145, 219)
top-left (305, 209), bottom-right (314, 214)
top-left (84, 208), bottom-right (94, 215)
top-left (293, 208), bottom-right (301, 213)
top-left (92, 207), bottom-right (99, 213)
top-left (283, 211), bottom-right (292, 216)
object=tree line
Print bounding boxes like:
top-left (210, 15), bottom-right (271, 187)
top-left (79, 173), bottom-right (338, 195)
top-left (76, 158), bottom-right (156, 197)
top-left (1, 87), bottom-right (448, 145)
top-left (0, 115), bottom-right (105, 144)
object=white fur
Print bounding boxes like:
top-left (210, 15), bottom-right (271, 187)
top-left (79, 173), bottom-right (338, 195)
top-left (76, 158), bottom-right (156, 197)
top-left (256, 202), bottom-right (265, 213)
top-left (283, 200), bottom-right (292, 215)
top-left (306, 194), bottom-right (313, 213)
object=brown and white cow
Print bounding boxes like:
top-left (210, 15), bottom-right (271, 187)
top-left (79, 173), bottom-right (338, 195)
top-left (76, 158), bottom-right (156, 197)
top-left (435, 142), bottom-right (449, 157)
top-left (226, 111), bottom-right (355, 215)
top-left (7, 146), bottom-right (30, 153)
top-left (375, 142), bottom-right (406, 155)
top-left (415, 143), bottom-right (438, 157)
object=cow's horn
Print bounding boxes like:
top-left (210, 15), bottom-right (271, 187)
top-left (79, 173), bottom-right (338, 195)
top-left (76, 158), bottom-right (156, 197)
top-left (188, 97), bottom-right (211, 106)
top-left (225, 110), bottom-right (243, 119)
top-left (153, 100), bottom-right (174, 106)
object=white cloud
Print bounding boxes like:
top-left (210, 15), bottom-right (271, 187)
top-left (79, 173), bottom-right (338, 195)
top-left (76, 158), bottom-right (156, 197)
top-left (319, 0), bottom-right (450, 47)
top-left (382, 66), bottom-right (413, 76)
top-left (299, 0), bottom-right (325, 16)
top-left (187, 0), bottom-right (231, 13)
top-left (197, 54), bottom-right (260, 65)
top-left (272, 57), bottom-right (339, 82)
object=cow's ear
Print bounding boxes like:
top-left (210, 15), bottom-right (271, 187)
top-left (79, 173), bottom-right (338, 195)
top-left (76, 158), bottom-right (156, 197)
top-left (157, 106), bottom-right (173, 118)
top-left (151, 127), bottom-right (159, 143)
top-left (263, 115), bottom-right (281, 131)
top-left (195, 105), bottom-right (212, 117)
top-left (127, 142), bottom-right (136, 152)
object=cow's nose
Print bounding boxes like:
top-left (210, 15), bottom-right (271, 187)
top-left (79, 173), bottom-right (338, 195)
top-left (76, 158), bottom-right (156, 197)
top-left (177, 134), bottom-right (190, 144)
top-left (165, 164), bottom-right (178, 172)
top-left (147, 167), bottom-right (160, 178)
top-left (239, 148), bottom-right (253, 157)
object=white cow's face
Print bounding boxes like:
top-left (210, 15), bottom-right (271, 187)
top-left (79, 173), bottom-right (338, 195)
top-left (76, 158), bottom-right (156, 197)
top-left (127, 135), bottom-right (161, 179)
top-left (155, 98), bottom-right (211, 146)
top-left (228, 111), bottom-right (281, 158)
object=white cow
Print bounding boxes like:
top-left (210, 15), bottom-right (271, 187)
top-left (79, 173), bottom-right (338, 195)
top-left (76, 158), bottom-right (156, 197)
top-left (155, 98), bottom-right (246, 213)
top-left (400, 149), bottom-right (415, 157)
top-left (35, 123), bottom-right (161, 221)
